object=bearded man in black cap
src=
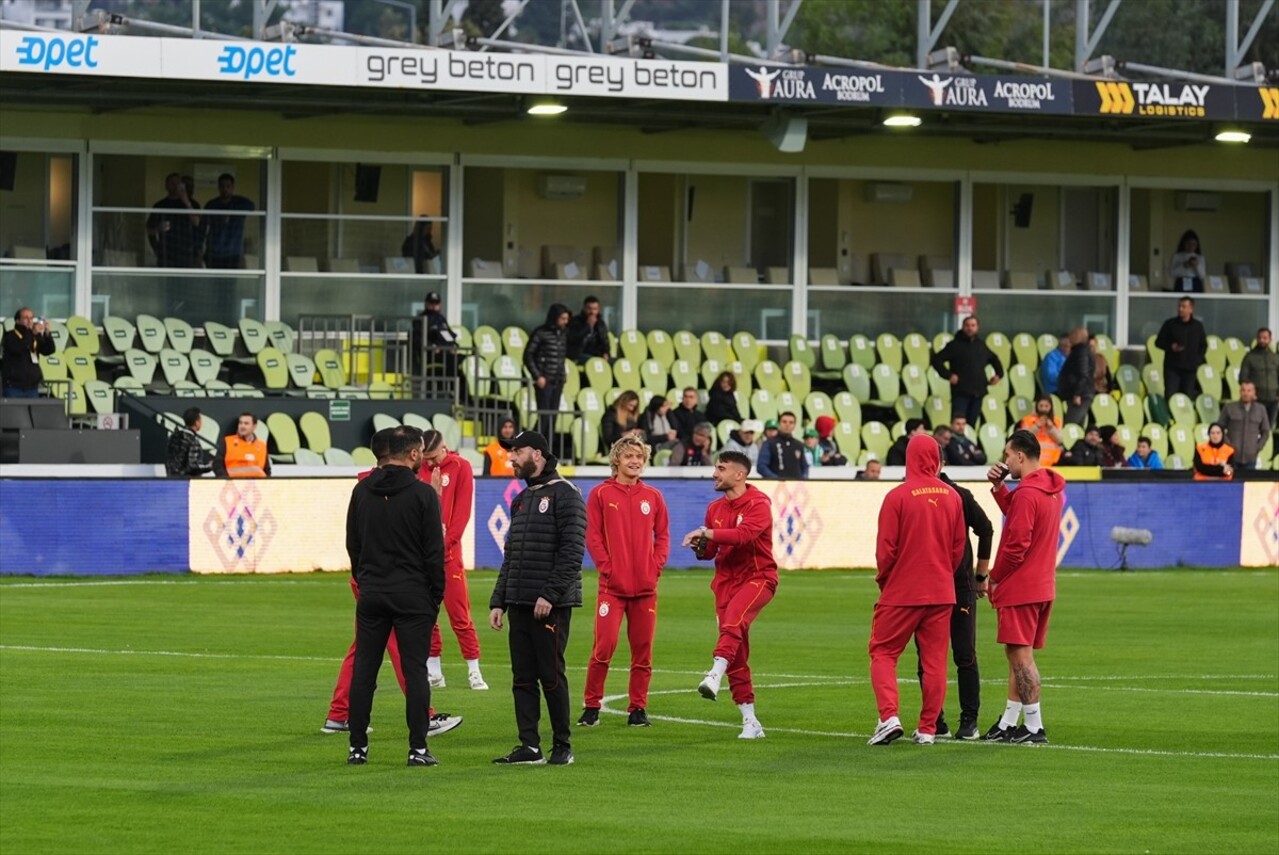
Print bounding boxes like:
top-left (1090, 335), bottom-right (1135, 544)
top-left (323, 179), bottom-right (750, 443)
top-left (488, 430), bottom-right (586, 766)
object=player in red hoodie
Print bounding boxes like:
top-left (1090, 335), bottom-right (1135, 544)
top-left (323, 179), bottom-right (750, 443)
top-left (418, 430), bottom-right (488, 692)
top-left (681, 450), bottom-right (778, 740)
top-left (868, 434), bottom-right (968, 745)
top-left (983, 428), bottom-right (1066, 745)
top-left (578, 435), bottom-right (670, 728)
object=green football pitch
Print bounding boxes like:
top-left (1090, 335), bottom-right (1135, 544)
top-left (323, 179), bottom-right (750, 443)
top-left (1, 569), bottom-right (1276, 854)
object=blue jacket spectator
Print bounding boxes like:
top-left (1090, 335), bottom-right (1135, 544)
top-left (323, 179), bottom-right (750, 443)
top-left (1039, 337), bottom-right (1068, 396)
top-left (1127, 438), bottom-right (1163, 470)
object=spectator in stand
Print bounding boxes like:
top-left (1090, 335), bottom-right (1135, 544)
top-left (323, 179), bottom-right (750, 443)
top-left (482, 417), bottom-right (517, 477)
top-left (640, 395), bottom-right (685, 464)
top-left (524, 303), bottom-right (571, 440)
top-left (203, 173), bottom-right (255, 269)
top-left (1193, 423), bottom-right (1235, 480)
top-left (856, 460), bottom-right (882, 481)
top-left (1057, 327), bottom-right (1095, 427)
top-left (761, 419), bottom-right (780, 445)
top-left (1062, 426), bottom-right (1104, 467)
top-left (1155, 297), bottom-right (1207, 399)
top-left (401, 219), bottom-right (441, 275)
top-left (722, 418), bottom-right (762, 469)
top-left (945, 415), bottom-right (986, 467)
top-left (1038, 335), bottom-right (1069, 397)
top-left (705, 371), bottom-right (742, 425)
top-left (669, 387), bottom-right (706, 448)
top-left (1097, 426), bottom-right (1127, 468)
top-left (165, 407), bottom-right (212, 477)
top-left (601, 390), bottom-right (642, 450)
top-left (814, 415), bottom-right (847, 467)
top-left (1240, 327), bottom-right (1278, 428)
top-left (1221, 381), bottom-right (1272, 469)
top-left (1089, 335), bottom-right (1111, 396)
top-left (1, 307), bottom-right (55, 398)
top-left (146, 172), bottom-right (200, 268)
top-left (932, 425), bottom-right (953, 457)
top-left (887, 418), bottom-right (928, 466)
top-left (565, 296), bottom-right (610, 365)
top-left (1127, 436), bottom-right (1163, 470)
top-left (801, 428), bottom-right (823, 469)
top-left (411, 291), bottom-right (459, 377)
top-left (1019, 396), bottom-right (1064, 467)
top-left (213, 412), bottom-right (271, 478)
top-left (931, 315), bottom-right (1003, 427)
top-left (757, 411), bottom-right (808, 479)
top-left (1169, 229), bottom-right (1206, 293)
top-left (682, 423), bottom-right (716, 467)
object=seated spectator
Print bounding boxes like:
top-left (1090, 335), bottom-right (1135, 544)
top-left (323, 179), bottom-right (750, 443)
top-left (886, 418), bottom-right (928, 466)
top-left (1127, 436), bottom-right (1163, 470)
top-left (814, 415), bottom-right (847, 467)
top-left (1062, 426), bottom-right (1105, 467)
top-left (482, 417), bottom-right (516, 476)
top-left (757, 411), bottom-right (807, 480)
top-left (1058, 327), bottom-right (1094, 427)
top-left (682, 422), bottom-right (715, 466)
top-left (213, 412), bottom-right (271, 478)
top-left (2, 307), bottom-right (55, 398)
top-left (761, 419), bottom-right (779, 444)
top-left (801, 428), bottom-right (822, 469)
top-left (1220, 381), bottom-right (1272, 469)
top-left (944, 415), bottom-right (986, 467)
top-left (706, 371), bottom-right (742, 425)
top-left (855, 459), bottom-right (882, 481)
top-left (1039, 334), bottom-right (1069, 396)
top-left (600, 390), bottom-right (642, 449)
top-left (640, 395), bottom-right (684, 464)
top-left (565, 295), bottom-right (610, 364)
top-left (669, 387), bottom-right (706, 447)
top-left (165, 407), bottom-right (212, 477)
top-left (1019, 396), bottom-right (1064, 466)
top-left (1097, 425), bottom-right (1127, 468)
top-left (722, 418), bottom-right (762, 468)
top-left (1089, 335), bottom-right (1111, 396)
top-left (1193, 423), bottom-right (1235, 481)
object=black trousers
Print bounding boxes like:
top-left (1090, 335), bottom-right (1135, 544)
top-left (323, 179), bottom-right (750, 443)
top-left (535, 382), bottom-right (564, 448)
top-left (349, 589), bottom-right (438, 750)
top-left (507, 605), bottom-right (572, 752)
top-left (1164, 366), bottom-right (1199, 400)
top-left (916, 577), bottom-right (980, 724)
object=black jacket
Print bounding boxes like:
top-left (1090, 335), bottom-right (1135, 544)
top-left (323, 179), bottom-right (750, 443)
top-left (886, 435), bottom-right (911, 466)
top-left (1155, 315), bottom-right (1207, 375)
top-left (565, 312), bottom-right (609, 362)
top-left (1057, 345), bottom-right (1095, 401)
top-left (945, 433), bottom-right (986, 467)
top-left (165, 427), bottom-right (211, 477)
top-left (939, 472), bottom-right (993, 581)
top-left (668, 404), bottom-right (706, 446)
top-left (1, 326), bottom-right (56, 390)
top-left (931, 332), bottom-right (1003, 399)
top-left (524, 303), bottom-right (569, 384)
top-left (490, 466), bottom-right (585, 610)
top-left (346, 464), bottom-right (446, 601)
top-left (705, 386), bottom-right (742, 424)
top-left (1065, 440), bottom-right (1104, 467)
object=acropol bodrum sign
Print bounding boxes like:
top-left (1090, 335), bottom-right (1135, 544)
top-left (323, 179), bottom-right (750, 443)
top-left (727, 65), bottom-right (896, 106)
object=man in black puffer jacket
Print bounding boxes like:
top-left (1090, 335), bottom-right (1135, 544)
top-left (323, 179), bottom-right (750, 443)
top-left (524, 303), bottom-right (571, 444)
top-left (930, 315), bottom-right (1003, 428)
top-left (489, 430), bottom-right (586, 767)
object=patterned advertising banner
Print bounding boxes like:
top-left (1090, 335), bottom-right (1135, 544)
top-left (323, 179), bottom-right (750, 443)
top-left (1240, 481), bottom-right (1279, 567)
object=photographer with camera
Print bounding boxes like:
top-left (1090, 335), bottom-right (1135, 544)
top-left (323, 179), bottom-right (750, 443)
top-left (1017, 396), bottom-right (1064, 467)
top-left (2, 307), bottom-right (56, 398)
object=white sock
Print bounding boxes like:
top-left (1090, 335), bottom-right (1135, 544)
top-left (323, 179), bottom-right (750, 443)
top-left (999, 700), bottom-right (1022, 730)
top-left (710, 656), bottom-right (729, 679)
top-left (465, 658), bottom-right (481, 675)
top-left (738, 702), bottom-right (755, 722)
top-left (427, 656), bottom-right (442, 676)
top-left (1023, 702), bottom-right (1043, 732)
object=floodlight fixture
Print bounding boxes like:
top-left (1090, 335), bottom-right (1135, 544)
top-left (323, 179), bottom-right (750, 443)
top-left (1214, 129), bottom-right (1251, 143)
top-left (882, 114), bottom-right (922, 128)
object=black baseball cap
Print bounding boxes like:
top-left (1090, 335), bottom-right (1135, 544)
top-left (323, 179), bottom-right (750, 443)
top-left (425, 291), bottom-right (442, 303)
top-left (499, 430), bottom-right (556, 462)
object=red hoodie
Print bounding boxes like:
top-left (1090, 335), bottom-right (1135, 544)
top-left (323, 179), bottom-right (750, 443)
top-left (990, 466), bottom-right (1066, 607)
top-left (875, 434), bottom-right (967, 606)
top-left (585, 477), bottom-right (670, 598)
top-left (418, 451), bottom-right (473, 566)
top-left (701, 483), bottom-right (779, 594)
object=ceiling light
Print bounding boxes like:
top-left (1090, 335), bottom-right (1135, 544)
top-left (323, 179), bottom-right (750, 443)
top-left (527, 99), bottom-right (567, 116)
top-left (1214, 129), bottom-right (1250, 143)
top-left (883, 114), bottom-right (922, 128)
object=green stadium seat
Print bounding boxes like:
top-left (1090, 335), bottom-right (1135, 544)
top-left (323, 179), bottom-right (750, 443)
top-left (461, 355), bottom-right (490, 400)
top-left (238, 318), bottom-right (270, 357)
top-left (1008, 395), bottom-right (1032, 424)
top-left (979, 395), bottom-right (1006, 431)
top-left (491, 354), bottom-right (525, 399)
top-left (716, 419), bottom-right (740, 447)
top-left (612, 358), bottom-right (641, 393)
top-left (351, 446), bottom-right (377, 467)
top-left (1196, 364), bottom-right (1222, 401)
top-left (787, 335), bottom-right (815, 371)
top-left (848, 335), bottom-right (876, 371)
top-left (1117, 393), bottom-right (1143, 428)
top-left (820, 334), bottom-right (847, 375)
top-left (1145, 334), bottom-right (1163, 370)
top-left (619, 329), bottom-right (648, 364)
top-left (672, 330), bottom-right (701, 365)
top-left (472, 325), bottom-right (502, 366)
top-left (402, 413), bottom-right (432, 431)
top-left (1142, 364), bottom-right (1165, 398)
top-left (372, 413), bottom-right (400, 433)
top-left (729, 360), bottom-right (753, 396)
top-left (1224, 364), bottom-right (1240, 401)
top-left (901, 333), bottom-right (930, 369)
top-left (197, 412), bottom-right (222, 447)
top-left (1168, 393), bottom-right (1196, 428)
top-left (639, 359), bottom-right (668, 393)
top-left (172, 380), bottom-right (203, 398)
top-left (843, 363), bottom-right (871, 405)
top-left (113, 375), bottom-right (145, 397)
top-left (433, 413), bottom-right (462, 450)
top-left (571, 416), bottom-right (603, 463)
top-left (985, 332), bottom-right (1011, 369)
top-left (124, 349), bottom-right (158, 386)
top-left (1061, 422), bottom-right (1084, 450)
top-left (861, 421), bottom-right (891, 460)
top-left (1114, 423), bottom-right (1137, 452)
top-left (266, 412), bottom-right (301, 463)
top-left (1143, 424), bottom-right (1168, 458)
top-left (100, 316), bottom-right (135, 365)
top-left (84, 379), bottom-right (114, 414)
top-left (45, 319), bottom-right (69, 353)
top-left (875, 333), bottom-right (903, 372)
top-left (750, 389), bottom-right (777, 424)
top-left (130, 313), bottom-right (163, 355)
top-left (576, 388), bottom-right (605, 427)
top-left (63, 345), bottom-right (95, 387)
top-left (65, 314), bottom-right (100, 356)
top-left (833, 391), bottom-right (861, 427)
top-left (927, 367), bottom-right (951, 402)
top-left (868, 363), bottom-right (900, 409)
top-left (1168, 425), bottom-right (1194, 462)
top-left (932, 332), bottom-right (953, 355)
top-left (926, 395), bottom-right (949, 428)
top-left (264, 320), bottom-right (295, 354)
top-left (1091, 394), bottom-right (1118, 427)
top-left (205, 380), bottom-right (232, 397)
top-left (833, 421), bottom-right (860, 461)
top-left (561, 359), bottom-right (581, 403)
top-left (1115, 364), bottom-right (1142, 396)
top-left (985, 366), bottom-right (1009, 402)
top-left (458, 447), bottom-right (485, 469)
top-left (783, 360), bottom-right (811, 399)
top-left (501, 326), bottom-right (529, 364)
top-left (1011, 333), bottom-right (1038, 369)
top-left (670, 359), bottom-right (698, 392)
top-left (285, 352), bottom-right (317, 392)
top-left (583, 356), bottom-right (612, 393)
top-left (313, 348), bottom-right (348, 389)
top-left (775, 391), bottom-right (800, 418)
top-left (323, 447), bottom-right (355, 466)
top-left (733, 331), bottom-right (761, 373)
top-left (1036, 333), bottom-right (1057, 359)
top-left (978, 423), bottom-right (1007, 463)
top-left (804, 391), bottom-right (833, 422)
top-left (256, 346), bottom-right (289, 392)
top-left (754, 360), bottom-right (785, 394)
top-left (1203, 335), bottom-right (1225, 372)
top-left (158, 348), bottom-right (191, 387)
top-left (299, 411), bottom-right (332, 453)
top-left (646, 330), bottom-right (674, 369)
top-left (293, 447), bottom-right (324, 466)
top-left (701, 331), bottom-right (733, 365)
top-left (1008, 364), bottom-right (1035, 401)
top-left (163, 316), bottom-right (195, 355)
top-left (202, 321), bottom-right (238, 358)
top-left (190, 348), bottom-right (224, 387)
top-left (894, 394), bottom-right (923, 423)
top-left (901, 363), bottom-right (928, 402)
top-left (1196, 394), bottom-right (1221, 425)
top-left (1221, 337), bottom-right (1245, 369)
top-left (1095, 333), bottom-right (1118, 374)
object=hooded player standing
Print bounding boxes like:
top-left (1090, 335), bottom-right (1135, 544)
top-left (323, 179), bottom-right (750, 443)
top-left (681, 450), bottom-right (778, 740)
top-left (868, 434), bottom-right (967, 745)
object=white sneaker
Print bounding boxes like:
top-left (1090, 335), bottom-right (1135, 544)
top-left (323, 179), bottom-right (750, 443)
top-left (867, 716), bottom-right (904, 745)
top-left (468, 672), bottom-right (489, 691)
top-left (429, 674), bottom-right (446, 689)
top-left (697, 671), bottom-right (721, 701)
top-left (428, 713), bottom-right (463, 735)
top-left (912, 730), bottom-right (935, 745)
top-left (738, 719), bottom-right (766, 740)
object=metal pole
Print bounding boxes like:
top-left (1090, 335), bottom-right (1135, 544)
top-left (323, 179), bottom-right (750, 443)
top-left (192, 0), bottom-right (201, 39)
top-left (1043, 0), bottom-right (1050, 71)
top-left (1074, 0), bottom-right (1088, 71)
top-left (721, 0), bottom-right (730, 62)
top-left (767, 0), bottom-right (781, 57)
top-left (1225, 0), bottom-right (1239, 75)
top-left (601, 0), bottom-right (614, 47)
top-left (917, 0), bottom-right (931, 69)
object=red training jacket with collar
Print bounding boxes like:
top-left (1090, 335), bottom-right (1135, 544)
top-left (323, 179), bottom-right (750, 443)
top-left (874, 434), bottom-right (967, 606)
top-left (700, 483), bottom-right (779, 594)
top-left (585, 477), bottom-right (670, 598)
top-left (989, 466), bottom-right (1066, 607)
top-left (418, 451), bottom-right (473, 565)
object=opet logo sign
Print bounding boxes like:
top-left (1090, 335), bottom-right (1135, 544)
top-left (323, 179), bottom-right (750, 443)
top-left (215, 43), bottom-right (297, 80)
top-left (13, 34), bottom-right (100, 71)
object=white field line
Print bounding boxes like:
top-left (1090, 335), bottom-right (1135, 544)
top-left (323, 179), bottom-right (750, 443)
top-left (599, 687), bottom-right (1279, 761)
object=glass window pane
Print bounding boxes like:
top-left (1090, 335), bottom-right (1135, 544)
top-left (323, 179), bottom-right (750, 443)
top-left (807, 289), bottom-right (955, 339)
top-left (283, 276), bottom-right (454, 329)
top-left (0, 151), bottom-right (77, 261)
top-left (637, 286), bottom-right (790, 339)
top-left (92, 272), bottom-right (263, 326)
top-left (462, 282), bottom-right (621, 332)
top-left (975, 293), bottom-right (1116, 338)
top-left (282, 218), bottom-right (447, 275)
top-left (1, 268), bottom-right (75, 320)
top-left (1129, 188), bottom-right (1270, 294)
top-left (1129, 295), bottom-right (1267, 344)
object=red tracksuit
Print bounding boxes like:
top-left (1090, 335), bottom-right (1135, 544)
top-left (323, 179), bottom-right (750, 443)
top-left (990, 467), bottom-right (1065, 648)
top-left (419, 452), bottom-right (480, 661)
top-left (699, 484), bottom-right (779, 706)
top-left (583, 478), bottom-right (670, 712)
top-left (869, 435), bottom-right (967, 734)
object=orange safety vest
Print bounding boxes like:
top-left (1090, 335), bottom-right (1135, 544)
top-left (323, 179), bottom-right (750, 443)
top-left (1020, 415), bottom-right (1063, 467)
top-left (482, 440), bottom-right (513, 476)
top-left (1193, 441), bottom-right (1234, 481)
top-left (224, 434), bottom-right (268, 478)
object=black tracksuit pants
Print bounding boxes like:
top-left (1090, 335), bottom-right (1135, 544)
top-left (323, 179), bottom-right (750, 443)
top-left (349, 589), bottom-right (438, 751)
top-left (507, 605), bottom-right (572, 752)
top-left (916, 572), bottom-right (980, 724)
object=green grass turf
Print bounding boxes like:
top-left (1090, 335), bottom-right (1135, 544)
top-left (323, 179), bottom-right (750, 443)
top-left (1, 569), bottom-right (1276, 855)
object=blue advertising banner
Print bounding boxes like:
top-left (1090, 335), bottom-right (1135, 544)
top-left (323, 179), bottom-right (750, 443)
top-left (0, 480), bottom-right (189, 576)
